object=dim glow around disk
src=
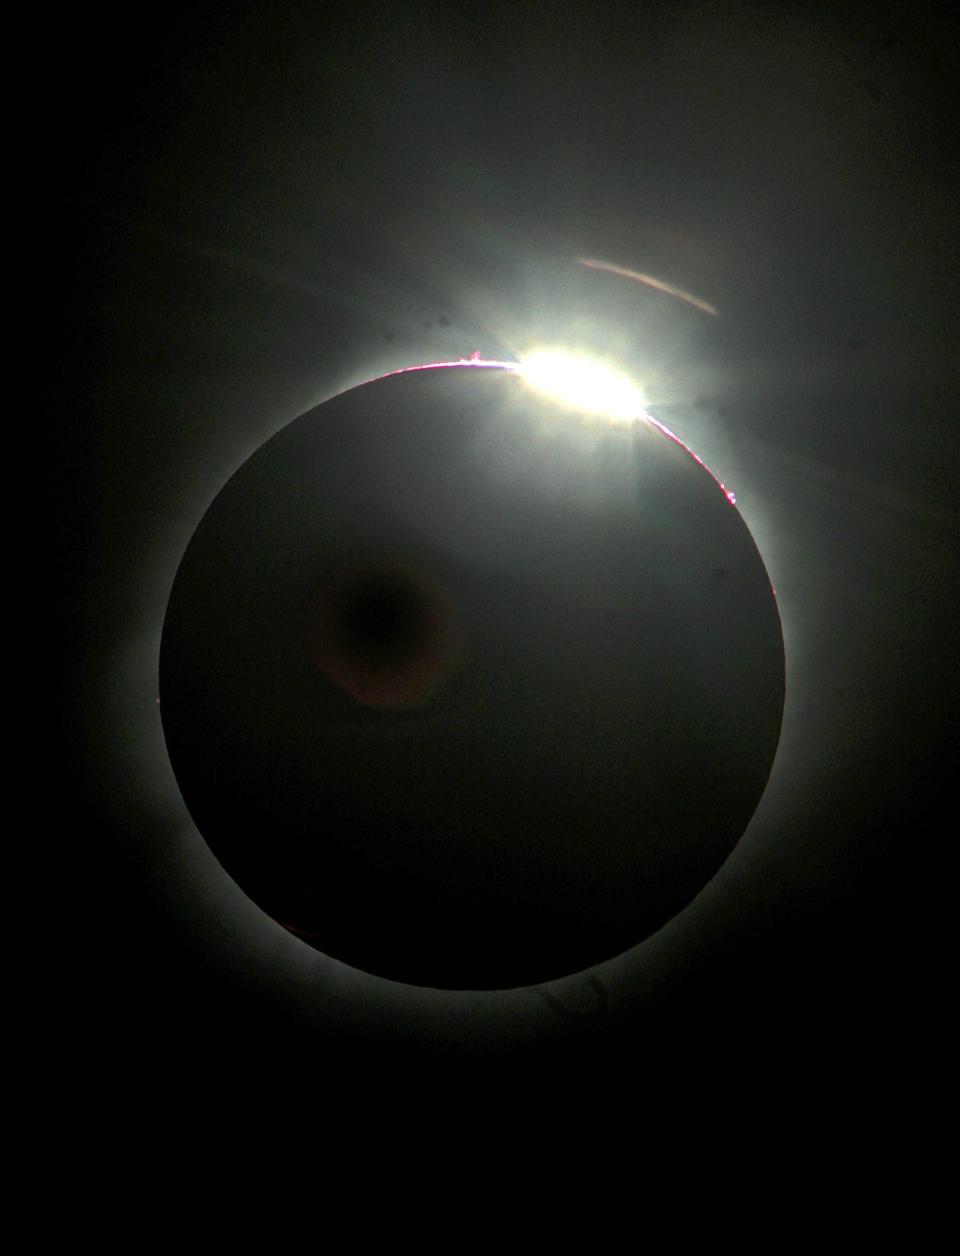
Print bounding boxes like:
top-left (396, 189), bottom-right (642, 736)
top-left (517, 349), bottom-right (647, 423)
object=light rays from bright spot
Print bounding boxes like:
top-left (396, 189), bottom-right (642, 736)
top-left (517, 348), bottom-right (648, 423)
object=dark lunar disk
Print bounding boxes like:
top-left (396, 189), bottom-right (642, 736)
top-left (160, 363), bottom-right (784, 989)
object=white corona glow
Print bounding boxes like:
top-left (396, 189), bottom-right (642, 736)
top-left (518, 349), bottom-right (646, 423)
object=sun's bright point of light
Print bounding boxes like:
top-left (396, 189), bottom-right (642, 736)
top-left (517, 349), bottom-right (647, 423)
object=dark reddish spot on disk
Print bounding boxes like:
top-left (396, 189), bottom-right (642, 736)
top-left (314, 558), bottom-right (460, 708)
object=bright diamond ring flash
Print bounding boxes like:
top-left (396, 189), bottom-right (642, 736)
top-left (517, 349), bottom-right (647, 422)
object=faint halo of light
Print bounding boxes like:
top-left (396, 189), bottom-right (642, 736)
top-left (517, 348), bottom-right (647, 423)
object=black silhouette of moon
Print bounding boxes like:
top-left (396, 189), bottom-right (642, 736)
top-left (159, 363), bottom-right (784, 989)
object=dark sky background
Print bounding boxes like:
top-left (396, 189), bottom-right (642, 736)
top-left (49, 1), bottom-right (955, 1105)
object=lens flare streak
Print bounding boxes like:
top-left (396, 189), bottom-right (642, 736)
top-left (577, 257), bottom-right (718, 316)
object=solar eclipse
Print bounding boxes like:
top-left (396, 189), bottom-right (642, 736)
top-left (159, 359), bottom-right (784, 989)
